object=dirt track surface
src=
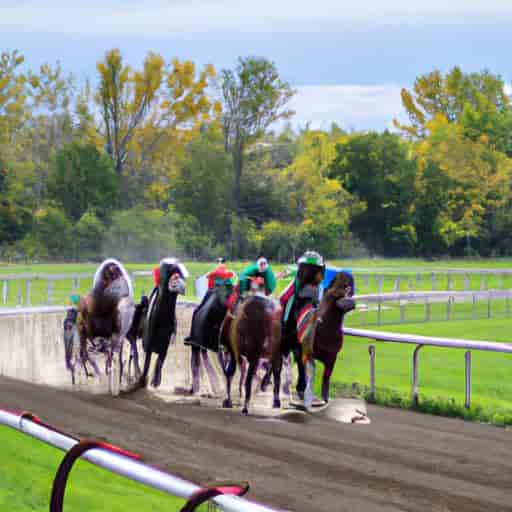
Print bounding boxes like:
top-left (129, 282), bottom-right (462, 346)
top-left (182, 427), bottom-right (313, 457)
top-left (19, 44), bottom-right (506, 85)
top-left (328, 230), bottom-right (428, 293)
top-left (1, 376), bottom-right (511, 512)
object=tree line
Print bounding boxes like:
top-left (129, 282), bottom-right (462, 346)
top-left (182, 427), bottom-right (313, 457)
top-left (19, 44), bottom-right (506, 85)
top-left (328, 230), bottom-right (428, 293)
top-left (1, 48), bottom-right (512, 262)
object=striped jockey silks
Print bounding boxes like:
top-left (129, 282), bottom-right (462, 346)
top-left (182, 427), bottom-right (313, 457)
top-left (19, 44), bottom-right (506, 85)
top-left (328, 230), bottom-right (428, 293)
top-left (297, 304), bottom-right (316, 346)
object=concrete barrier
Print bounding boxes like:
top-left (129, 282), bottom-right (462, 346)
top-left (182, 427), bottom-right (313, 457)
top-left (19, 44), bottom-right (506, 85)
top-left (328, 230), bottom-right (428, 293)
top-left (0, 305), bottom-right (202, 394)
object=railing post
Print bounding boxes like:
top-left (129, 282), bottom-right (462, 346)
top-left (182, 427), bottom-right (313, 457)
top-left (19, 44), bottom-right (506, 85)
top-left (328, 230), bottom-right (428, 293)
top-left (412, 344), bottom-right (424, 405)
top-left (377, 276), bottom-right (383, 294)
top-left (377, 298), bottom-right (382, 326)
top-left (431, 272), bottom-right (436, 291)
top-left (472, 293), bottom-right (477, 319)
top-left (487, 292), bottom-right (491, 319)
top-left (464, 273), bottom-right (470, 291)
top-left (2, 280), bottom-right (7, 305)
top-left (465, 351), bottom-right (471, 409)
top-left (425, 297), bottom-right (431, 322)
top-left (447, 273), bottom-right (452, 291)
top-left (25, 280), bottom-right (31, 307)
top-left (368, 344), bottom-right (376, 402)
top-left (446, 296), bottom-right (452, 321)
top-left (400, 301), bottom-right (406, 323)
top-left (48, 279), bottom-right (55, 305)
top-left (507, 291), bottom-right (511, 317)
top-left (16, 281), bottom-right (22, 306)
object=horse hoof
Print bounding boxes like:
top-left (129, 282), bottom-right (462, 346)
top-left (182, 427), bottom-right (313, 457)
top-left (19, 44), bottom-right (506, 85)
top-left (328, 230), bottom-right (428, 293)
top-left (222, 399), bottom-right (233, 409)
top-left (273, 399), bottom-right (281, 409)
top-left (297, 391), bottom-right (305, 401)
top-left (242, 407), bottom-right (249, 415)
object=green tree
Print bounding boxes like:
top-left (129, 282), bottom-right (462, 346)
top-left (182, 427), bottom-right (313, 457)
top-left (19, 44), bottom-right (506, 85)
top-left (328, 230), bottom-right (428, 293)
top-left (48, 143), bottom-right (119, 222)
top-left (331, 131), bottom-right (417, 255)
top-left (73, 210), bottom-right (106, 259)
top-left (104, 207), bottom-right (177, 262)
top-left (23, 205), bottom-right (72, 260)
top-left (173, 124), bottom-right (232, 240)
top-left (220, 57), bottom-right (295, 214)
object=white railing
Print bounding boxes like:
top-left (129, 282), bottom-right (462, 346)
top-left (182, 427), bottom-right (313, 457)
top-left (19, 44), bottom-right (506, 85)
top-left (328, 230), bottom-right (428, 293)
top-left (0, 409), bottom-right (279, 512)
top-left (343, 326), bottom-right (512, 408)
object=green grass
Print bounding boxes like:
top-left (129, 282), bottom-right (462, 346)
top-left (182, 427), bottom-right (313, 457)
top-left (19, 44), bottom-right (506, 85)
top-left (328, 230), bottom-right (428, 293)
top-left (330, 316), bottom-right (512, 425)
top-left (0, 426), bottom-right (187, 511)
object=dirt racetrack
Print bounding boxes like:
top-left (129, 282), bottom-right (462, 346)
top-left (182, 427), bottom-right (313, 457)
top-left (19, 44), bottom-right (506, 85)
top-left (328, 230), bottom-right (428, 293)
top-left (2, 375), bottom-right (512, 512)
top-left (1, 306), bottom-right (512, 511)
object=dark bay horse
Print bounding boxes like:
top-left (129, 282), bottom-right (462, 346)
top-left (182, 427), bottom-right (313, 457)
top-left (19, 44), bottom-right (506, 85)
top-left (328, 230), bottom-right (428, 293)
top-left (295, 271), bottom-right (355, 409)
top-left (223, 279), bottom-right (283, 415)
top-left (78, 259), bottom-right (135, 395)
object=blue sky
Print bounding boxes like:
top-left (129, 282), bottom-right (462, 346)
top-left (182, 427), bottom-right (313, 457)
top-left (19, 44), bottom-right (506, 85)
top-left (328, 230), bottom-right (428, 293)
top-left (2, 1), bottom-right (511, 131)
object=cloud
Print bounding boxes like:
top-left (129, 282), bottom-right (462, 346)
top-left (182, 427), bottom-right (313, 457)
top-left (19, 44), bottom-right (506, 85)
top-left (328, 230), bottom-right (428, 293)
top-left (2, 0), bottom-right (512, 35)
top-left (289, 84), bottom-right (405, 131)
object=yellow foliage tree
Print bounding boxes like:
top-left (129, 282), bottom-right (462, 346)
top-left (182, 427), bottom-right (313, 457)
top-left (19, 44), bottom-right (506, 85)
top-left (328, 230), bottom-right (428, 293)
top-left (96, 49), bottom-right (217, 176)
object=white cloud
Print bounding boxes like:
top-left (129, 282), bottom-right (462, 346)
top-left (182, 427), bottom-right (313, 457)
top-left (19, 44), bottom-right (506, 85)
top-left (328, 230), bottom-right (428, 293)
top-left (289, 84), bottom-right (405, 131)
top-left (2, 0), bottom-right (511, 35)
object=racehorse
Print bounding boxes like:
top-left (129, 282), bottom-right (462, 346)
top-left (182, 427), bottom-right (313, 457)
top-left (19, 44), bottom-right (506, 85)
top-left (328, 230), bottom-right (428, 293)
top-left (77, 259), bottom-right (135, 395)
top-left (222, 277), bottom-right (283, 415)
top-left (295, 271), bottom-right (355, 409)
top-left (125, 295), bottom-right (149, 380)
top-left (136, 258), bottom-right (188, 389)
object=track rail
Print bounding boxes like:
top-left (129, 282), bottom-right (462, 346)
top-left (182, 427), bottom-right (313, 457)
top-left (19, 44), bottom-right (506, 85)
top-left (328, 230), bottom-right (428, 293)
top-left (0, 409), bottom-right (280, 512)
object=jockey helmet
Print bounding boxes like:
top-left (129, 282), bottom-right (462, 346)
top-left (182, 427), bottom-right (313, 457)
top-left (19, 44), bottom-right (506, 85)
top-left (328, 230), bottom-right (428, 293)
top-left (298, 251), bottom-right (325, 269)
top-left (257, 257), bottom-right (268, 272)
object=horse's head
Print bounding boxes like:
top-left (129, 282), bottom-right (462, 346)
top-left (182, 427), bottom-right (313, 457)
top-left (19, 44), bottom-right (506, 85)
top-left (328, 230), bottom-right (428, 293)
top-left (159, 258), bottom-right (188, 295)
top-left (319, 271), bottom-right (355, 317)
top-left (100, 263), bottom-right (121, 289)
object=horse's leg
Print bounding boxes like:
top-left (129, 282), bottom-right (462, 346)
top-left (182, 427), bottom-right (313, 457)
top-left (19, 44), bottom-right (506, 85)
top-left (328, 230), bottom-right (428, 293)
top-left (272, 355), bottom-right (282, 409)
top-left (200, 349), bottom-right (219, 396)
top-left (294, 347), bottom-right (306, 400)
top-left (242, 360), bottom-right (256, 415)
top-left (260, 360), bottom-right (272, 392)
top-left (304, 358), bottom-right (316, 410)
top-left (138, 350), bottom-right (152, 388)
top-left (222, 347), bottom-right (237, 409)
top-left (282, 354), bottom-right (293, 397)
top-left (239, 357), bottom-right (247, 398)
top-left (191, 346), bottom-right (201, 394)
top-left (151, 353), bottom-right (166, 388)
top-left (127, 334), bottom-right (142, 379)
top-left (321, 361), bottom-right (334, 404)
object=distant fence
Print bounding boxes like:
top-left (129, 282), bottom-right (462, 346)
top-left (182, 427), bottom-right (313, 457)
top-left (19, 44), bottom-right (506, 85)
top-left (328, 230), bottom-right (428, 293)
top-left (343, 326), bottom-right (512, 408)
top-left (1, 268), bottom-right (512, 308)
top-left (348, 290), bottom-right (512, 327)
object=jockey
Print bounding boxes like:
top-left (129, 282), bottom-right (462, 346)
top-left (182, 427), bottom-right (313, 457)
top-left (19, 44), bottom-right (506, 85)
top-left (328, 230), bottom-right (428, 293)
top-left (238, 257), bottom-right (276, 297)
top-left (184, 261), bottom-right (235, 349)
top-left (280, 251), bottom-right (326, 350)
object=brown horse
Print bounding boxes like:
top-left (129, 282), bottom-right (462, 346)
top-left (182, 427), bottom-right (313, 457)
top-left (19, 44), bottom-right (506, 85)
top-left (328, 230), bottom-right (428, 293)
top-left (78, 259), bottom-right (135, 395)
top-left (222, 279), bottom-right (283, 415)
top-left (297, 271), bottom-right (355, 409)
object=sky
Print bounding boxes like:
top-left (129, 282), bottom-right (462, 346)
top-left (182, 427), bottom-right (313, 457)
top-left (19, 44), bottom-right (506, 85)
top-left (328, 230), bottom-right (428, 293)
top-left (1, 1), bottom-right (511, 131)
